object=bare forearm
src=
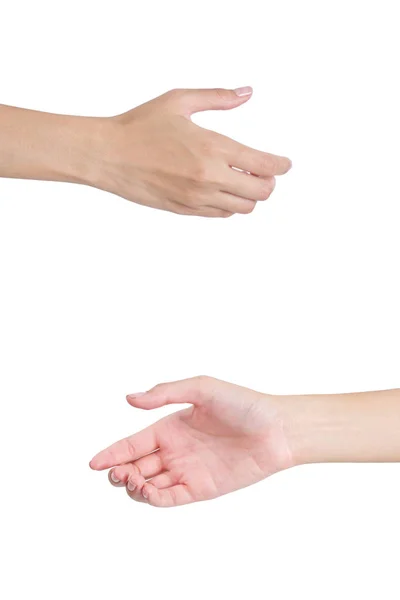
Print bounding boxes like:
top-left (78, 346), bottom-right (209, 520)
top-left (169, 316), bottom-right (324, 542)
top-left (278, 388), bottom-right (400, 465)
top-left (0, 90), bottom-right (292, 217)
top-left (0, 104), bottom-right (106, 186)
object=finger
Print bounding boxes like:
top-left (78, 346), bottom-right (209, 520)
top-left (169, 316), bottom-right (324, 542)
top-left (224, 139), bottom-right (292, 176)
top-left (126, 375), bottom-right (215, 410)
top-left (126, 469), bottom-right (148, 503)
top-left (167, 87), bottom-right (253, 117)
top-left (126, 485), bottom-right (148, 504)
top-left (133, 451), bottom-right (163, 480)
top-left (148, 472), bottom-right (177, 489)
top-left (89, 425), bottom-right (158, 470)
top-left (109, 463), bottom-right (145, 490)
top-left (212, 192), bottom-right (257, 215)
top-left (108, 468), bottom-right (127, 487)
top-left (168, 201), bottom-right (233, 219)
top-left (109, 464), bottom-right (148, 503)
top-left (203, 209), bottom-right (234, 219)
top-left (221, 169), bottom-right (276, 201)
top-left (142, 483), bottom-right (193, 508)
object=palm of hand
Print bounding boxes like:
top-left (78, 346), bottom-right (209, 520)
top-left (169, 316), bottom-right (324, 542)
top-left (91, 381), bottom-right (293, 507)
top-left (154, 399), bottom-right (292, 502)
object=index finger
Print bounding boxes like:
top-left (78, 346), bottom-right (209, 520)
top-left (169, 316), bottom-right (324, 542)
top-left (89, 425), bottom-right (158, 470)
top-left (223, 138), bottom-right (292, 177)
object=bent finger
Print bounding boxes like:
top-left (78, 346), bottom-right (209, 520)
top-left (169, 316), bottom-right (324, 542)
top-left (148, 472), bottom-right (177, 489)
top-left (223, 138), bottom-right (291, 176)
top-left (221, 168), bottom-right (276, 201)
top-left (142, 483), bottom-right (193, 508)
top-left (133, 452), bottom-right (163, 480)
top-left (109, 463), bottom-right (145, 490)
top-left (212, 192), bottom-right (257, 215)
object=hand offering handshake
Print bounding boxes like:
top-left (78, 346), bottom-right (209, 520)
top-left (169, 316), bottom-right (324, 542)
top-left (97, 87), bottom-right (292, 217)
top-left (1, 87), bottom-right (291, 217)
top-left (90, 378), bottom-right (400, 508)
top-left (90, 376), bottom-right (294, 507)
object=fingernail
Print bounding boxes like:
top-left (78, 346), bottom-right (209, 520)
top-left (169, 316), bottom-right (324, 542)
top-left (142, 487), bottom-right (148, 499)
top-left (110, 472), bottom-right (120, 483)
top-left (127, 392), bottom-right (146, 400)
top-left (127, 481), bottom-right (136, 492)
top-left (234, 86), bottom-right (253, 97)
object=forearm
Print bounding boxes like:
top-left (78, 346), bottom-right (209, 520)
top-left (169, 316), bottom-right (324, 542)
top-left (0, 104), bottom-right (106, 186)
top-left (278, 389), bottom-right (400, 465)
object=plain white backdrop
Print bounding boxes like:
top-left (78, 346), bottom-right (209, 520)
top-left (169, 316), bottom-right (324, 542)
top-left (1, 1), bottom-right (399, 598)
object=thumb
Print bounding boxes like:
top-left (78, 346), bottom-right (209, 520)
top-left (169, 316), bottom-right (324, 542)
top-left (126, 376), bottom-right (215, 409)
top-left (176, 86), bottom-right (253, 117)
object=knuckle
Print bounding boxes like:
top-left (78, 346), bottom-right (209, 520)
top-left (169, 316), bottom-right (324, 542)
top-left (258, 178), bottom-right (274, 199)
top-left (199, 136), bottom-right (219, 157)
top-left (195, 374), bottom-right (210, 383)
top-left (194, 375), bottom-right (214, 388)
top-left (162, 89), bottom-right (187, 111)
top-left (191, 160), bottom-right (211, 183)
top-left (131, 463), bottom-right (141, 477)
top-left (151, 383), bottom-right (164, 394)
top-left (165, 88), bottom-right (184, 100)
top-left (124, 438), bottom-right (137, 457)
top-left (215, 88), bottom-right (234, 102)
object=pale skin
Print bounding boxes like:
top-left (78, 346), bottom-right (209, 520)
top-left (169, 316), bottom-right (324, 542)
top-left (90, 377), bottom-right (400, 508)
top-left (0, 86), bottom-right (292, 217)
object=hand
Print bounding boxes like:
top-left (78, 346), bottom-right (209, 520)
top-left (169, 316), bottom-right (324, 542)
top-left (95, 87), bottom-right (292, 217)
top-left (89, 376), bottom-right (294, 507)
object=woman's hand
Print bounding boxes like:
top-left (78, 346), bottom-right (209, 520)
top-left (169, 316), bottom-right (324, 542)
top-left (95, 88), bottom-right (292, 217)
top-left (89, 376), bottom-right (294, 507)
top-left (1, 87), bottom-right (291, 217)
top-left (90, 379), bottom-right (400, 508)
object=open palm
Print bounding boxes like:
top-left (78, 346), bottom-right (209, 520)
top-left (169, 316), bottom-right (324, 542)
top-left (90, 377), bottom-right (294, 507)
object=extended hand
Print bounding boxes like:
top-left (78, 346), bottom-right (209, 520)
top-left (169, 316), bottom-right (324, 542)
top-left (96, 87), bottom-right (292, 217)
top-left (90, 376), bottom-right (294, 507)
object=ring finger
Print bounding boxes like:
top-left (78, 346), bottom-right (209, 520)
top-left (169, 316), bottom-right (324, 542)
top-left (222, 168), bottom-right (276, 201)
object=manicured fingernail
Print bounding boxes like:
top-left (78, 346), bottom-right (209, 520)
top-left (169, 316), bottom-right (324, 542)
top-left (127, 481), bottom-right (136, 492)
top-left (110, 472), bottom-right (120, 483)
top-left (127, 392), bottom-right (146, 400)
top-left (234, 86), bottom-right (253, 97)
top-left (142, 487), bottom-right (148, 499)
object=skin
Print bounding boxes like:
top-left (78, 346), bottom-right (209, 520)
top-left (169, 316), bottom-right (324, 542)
top-left (0, 87), bottom-right (291, 217)
top-left (90, 377), bottom-right (400, 508)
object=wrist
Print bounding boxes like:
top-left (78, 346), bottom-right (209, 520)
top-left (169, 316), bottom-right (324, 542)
top-left (276, 394), bottom-right (346, 466)
top-left (56, 115), bottom-right (113, 188)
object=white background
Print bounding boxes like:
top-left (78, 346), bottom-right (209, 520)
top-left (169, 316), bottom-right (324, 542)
top-left (1, 1), bottom-right (399, 598)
